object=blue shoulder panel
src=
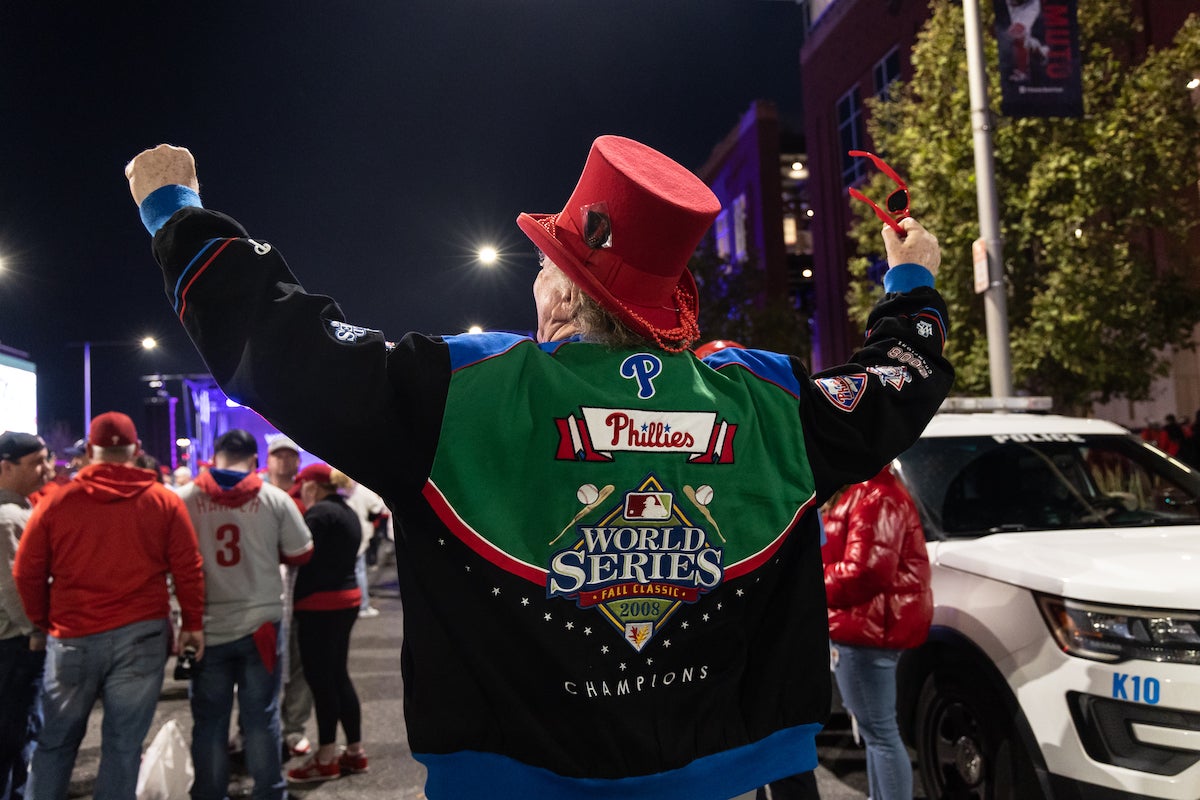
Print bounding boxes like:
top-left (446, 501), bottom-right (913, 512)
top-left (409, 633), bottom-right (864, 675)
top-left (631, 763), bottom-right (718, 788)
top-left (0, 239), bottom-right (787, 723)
top-left (702, 348), bottom-right (802, 398)
top-left (444, 332), bottom-right (534, 372)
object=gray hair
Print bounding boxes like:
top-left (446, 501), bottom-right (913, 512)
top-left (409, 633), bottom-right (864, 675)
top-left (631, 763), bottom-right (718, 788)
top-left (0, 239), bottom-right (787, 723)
top-left (543, 263), bottom-right (649, 349)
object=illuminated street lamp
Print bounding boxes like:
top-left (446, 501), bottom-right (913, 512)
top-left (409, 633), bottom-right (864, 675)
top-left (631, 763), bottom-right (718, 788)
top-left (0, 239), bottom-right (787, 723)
top-left (70, 337), bottom-right (158, 435)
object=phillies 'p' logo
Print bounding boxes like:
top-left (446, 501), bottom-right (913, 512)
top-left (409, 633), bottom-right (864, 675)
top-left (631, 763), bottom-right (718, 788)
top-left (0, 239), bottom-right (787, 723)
top-left (620, 353), bottom-right (662, 399)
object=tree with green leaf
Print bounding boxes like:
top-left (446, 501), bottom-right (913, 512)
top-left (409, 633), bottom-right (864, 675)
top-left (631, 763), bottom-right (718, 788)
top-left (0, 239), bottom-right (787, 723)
top-left (692, 244), bottom-right (812, 361)
top-left (846, 0), bottom-right (1200, 411)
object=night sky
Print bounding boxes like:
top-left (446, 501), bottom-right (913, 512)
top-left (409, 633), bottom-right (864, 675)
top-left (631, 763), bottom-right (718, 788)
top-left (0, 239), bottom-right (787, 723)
top-left (0, 2), bottom-right (805, 442)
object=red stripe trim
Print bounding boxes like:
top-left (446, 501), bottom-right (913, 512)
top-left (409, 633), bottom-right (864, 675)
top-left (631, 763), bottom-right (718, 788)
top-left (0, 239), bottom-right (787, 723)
top-left (178, 238), bottom-right (237, 320)
top-left (722, 493), bottom-right (817, 580)
top-left (422, 479), bottom-right (546, 585)
top-left (294, 588), bottom-right (361, 611)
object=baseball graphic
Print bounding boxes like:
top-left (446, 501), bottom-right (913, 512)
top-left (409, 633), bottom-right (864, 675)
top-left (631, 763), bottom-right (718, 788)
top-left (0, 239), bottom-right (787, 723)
top-left (549, 484), bottom-right (615, 546)
top-left (683, 484), bottom-right (725, 543)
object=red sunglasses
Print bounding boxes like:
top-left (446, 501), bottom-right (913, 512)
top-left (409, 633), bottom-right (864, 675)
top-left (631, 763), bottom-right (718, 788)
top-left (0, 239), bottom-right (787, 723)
top-left (847, 150), bottom-right (910, 236)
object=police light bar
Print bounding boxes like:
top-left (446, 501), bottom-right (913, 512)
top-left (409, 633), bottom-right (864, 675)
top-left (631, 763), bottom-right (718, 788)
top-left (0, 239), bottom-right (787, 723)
top-left (940, 396), bottom-right (1053, 413)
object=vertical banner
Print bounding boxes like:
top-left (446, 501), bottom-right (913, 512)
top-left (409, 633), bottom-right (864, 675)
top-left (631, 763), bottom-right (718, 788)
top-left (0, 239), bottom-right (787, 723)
top-left (993, 0), bottom-right (1083, 117)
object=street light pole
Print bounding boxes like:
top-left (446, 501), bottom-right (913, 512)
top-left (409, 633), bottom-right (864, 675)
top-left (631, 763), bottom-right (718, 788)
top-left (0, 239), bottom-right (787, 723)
top-left (83, 341), bottom-right (92, 436)
top-left (963, 0), bottom-right (1013, 400)
top-left (72, 337), bottom-right (158, 436)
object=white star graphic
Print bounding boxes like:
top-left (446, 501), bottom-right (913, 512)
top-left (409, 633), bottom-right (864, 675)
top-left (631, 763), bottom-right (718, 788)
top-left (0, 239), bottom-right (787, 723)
top-left (521, 598), bottom-right (530, 606)
top-left (681, 621), bottom-right (690, 630)
top-left (663, 639), bottom-right (672, 648)
top-left (492, 587), bottom-right (501, 596)
top-left (438, 538), bottom-right (445, 546)
top-left (601, 645), bottom-right (609, 654)
top-left (619, 662), bottom-right (627, 671)
top-left (702, 613), bottom-right (710, 622)
top-left (736, 589), bottom-right (745, 597)
top-left (717, 602), bottom-right (723, 610)
top-left (465, 565), bottom-right (471, 572)
top-left (565, 621), bottom-right (575, 630)
top-left (543, 613), bottom-right (552, 622)
top-left (646, 657), bottom-right (654, 666)
top-left (583, 627), bottom-right (592, 635)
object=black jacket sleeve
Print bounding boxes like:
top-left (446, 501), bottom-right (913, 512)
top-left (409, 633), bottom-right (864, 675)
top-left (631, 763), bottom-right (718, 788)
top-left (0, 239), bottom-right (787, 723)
top-left (797, 285), bottom-right (953, 503)
top-left (151, 207), bottom-right (449, 496)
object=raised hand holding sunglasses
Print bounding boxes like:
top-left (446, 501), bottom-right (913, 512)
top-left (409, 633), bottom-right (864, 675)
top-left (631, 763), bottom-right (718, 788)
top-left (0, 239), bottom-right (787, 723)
top-left (847, 150), bottom-right (910, 237)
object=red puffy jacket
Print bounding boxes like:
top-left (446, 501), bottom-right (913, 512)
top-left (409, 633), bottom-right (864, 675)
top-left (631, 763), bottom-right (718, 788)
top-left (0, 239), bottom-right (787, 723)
top-left (823, 466), bottom-right (932, 650)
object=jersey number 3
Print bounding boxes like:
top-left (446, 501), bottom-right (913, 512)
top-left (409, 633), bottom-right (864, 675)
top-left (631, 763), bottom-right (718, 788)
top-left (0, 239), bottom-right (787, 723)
top-left (215, 523), bottom-right (242, 567)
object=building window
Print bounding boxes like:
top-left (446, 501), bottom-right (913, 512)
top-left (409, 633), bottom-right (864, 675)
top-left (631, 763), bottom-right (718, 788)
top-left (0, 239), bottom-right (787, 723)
top-left (732, 194), bottom-right (748, 263)
top-left (715, 210), bottom-right (731, 260)
top-left (838, 88), bottom-right (867, 185)
top-left (874, 47), bottom-right (902, 100)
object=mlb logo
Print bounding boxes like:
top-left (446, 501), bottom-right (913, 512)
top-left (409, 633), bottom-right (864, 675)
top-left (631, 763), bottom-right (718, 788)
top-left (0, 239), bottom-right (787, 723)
top-left (624, 492), bottom-right (672, 520)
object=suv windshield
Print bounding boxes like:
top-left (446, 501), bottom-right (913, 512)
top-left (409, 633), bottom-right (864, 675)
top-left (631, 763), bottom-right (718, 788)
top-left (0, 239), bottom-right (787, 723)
top-left (894, 432), bottom-right (1200, 539)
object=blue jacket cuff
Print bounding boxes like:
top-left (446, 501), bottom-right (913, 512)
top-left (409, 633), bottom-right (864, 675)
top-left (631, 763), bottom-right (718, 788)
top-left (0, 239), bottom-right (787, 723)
top-left (139, 185), bottom-right (202, 236)
top-left (883, 262), bottom-right (934, 294)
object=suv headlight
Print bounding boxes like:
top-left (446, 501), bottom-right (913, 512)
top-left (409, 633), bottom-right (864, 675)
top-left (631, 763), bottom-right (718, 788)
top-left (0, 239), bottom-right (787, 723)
top-left (1036, 594), bottom-right (1200, 665)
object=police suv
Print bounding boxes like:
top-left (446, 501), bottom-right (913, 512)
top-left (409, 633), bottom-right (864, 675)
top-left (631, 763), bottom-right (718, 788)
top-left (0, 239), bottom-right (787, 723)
top-left (890, 401), bottom-right (1200, 800)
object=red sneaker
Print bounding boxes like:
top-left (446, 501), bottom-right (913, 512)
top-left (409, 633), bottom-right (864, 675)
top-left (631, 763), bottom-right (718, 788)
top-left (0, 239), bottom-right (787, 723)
top-left (286, 757), bottom-right (341, 783)
top-left (340, 750), bottom-right (369, 774)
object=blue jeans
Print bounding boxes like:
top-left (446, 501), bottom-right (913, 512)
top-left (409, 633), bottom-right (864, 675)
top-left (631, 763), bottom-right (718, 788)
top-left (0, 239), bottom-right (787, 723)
top-left (0, 636), bottom-right (45, 800)
top-left (189, 627), bottom-right (284, 800)
top-left (29, 618), bottom-right (170, 800)
top-left (354, 553), bottom-right (370, 611)
top-left (832, 643), bottom-right (911, 800)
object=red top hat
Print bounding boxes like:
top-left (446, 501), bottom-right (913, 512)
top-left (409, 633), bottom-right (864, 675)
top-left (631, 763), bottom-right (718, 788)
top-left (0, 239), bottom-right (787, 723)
top-left (517, 136), bottom-right (721, 352)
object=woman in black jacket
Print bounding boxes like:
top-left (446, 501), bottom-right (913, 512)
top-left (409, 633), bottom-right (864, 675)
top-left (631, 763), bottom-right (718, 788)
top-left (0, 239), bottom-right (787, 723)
top-left (286, 464), bottom-right (368, 783)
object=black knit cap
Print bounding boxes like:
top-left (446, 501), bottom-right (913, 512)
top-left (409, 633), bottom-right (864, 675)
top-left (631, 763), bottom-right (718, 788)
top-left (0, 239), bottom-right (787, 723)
top-left (0, 431), bottom-right (45, 462)
top-left (213, 429), bottom-right (258, 458)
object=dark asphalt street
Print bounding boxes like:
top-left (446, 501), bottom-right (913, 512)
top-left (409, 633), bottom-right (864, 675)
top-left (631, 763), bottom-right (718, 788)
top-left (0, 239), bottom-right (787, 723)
top-left (64, 571), bottom-right (886, 799)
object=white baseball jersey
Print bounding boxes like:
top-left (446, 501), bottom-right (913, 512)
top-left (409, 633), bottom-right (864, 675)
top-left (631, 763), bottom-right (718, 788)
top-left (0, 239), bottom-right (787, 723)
top-left (343, 482), bottom-right (391, 555)
top-left (181, 473), bottom-right (312, 646)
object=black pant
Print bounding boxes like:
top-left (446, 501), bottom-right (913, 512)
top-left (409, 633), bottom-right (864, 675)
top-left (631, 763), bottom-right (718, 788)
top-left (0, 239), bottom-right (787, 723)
top-left (295, 607), bottom-right (361, 747)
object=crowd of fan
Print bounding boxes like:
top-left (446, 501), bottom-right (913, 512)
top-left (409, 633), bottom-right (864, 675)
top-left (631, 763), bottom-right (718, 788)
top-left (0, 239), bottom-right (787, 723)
top-left (0, 415), bottom-right (392, 800)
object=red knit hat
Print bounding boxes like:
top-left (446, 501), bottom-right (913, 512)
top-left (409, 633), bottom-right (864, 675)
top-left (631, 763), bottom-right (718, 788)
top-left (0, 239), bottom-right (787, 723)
top-left (517, 136), bottom-right (721, 352)
top-left (88, 411), bottom-right (138, 448)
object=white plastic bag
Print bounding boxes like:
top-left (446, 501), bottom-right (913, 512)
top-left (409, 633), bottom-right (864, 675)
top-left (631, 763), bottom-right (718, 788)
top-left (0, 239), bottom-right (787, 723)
top-left (136, 719), bottom-right (194, 800)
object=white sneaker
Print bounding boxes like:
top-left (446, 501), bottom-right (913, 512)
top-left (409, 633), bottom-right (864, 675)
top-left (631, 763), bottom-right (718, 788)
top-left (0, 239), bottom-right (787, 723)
top-left (358, 606), bottom-right (381, 619)
top-left (285, 733), bottom-right (312, 757)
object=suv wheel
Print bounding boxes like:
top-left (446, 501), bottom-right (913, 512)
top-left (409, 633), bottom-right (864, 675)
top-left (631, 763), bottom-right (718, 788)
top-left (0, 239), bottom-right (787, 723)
top-left (914, 670), bottom-right (1042, 800)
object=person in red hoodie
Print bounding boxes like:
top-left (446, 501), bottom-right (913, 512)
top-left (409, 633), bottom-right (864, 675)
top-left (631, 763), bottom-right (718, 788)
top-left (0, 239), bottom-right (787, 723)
top-left (13, 411), bottom-right (205, 800)
top-left (821, 466), bottom-right (932, 800)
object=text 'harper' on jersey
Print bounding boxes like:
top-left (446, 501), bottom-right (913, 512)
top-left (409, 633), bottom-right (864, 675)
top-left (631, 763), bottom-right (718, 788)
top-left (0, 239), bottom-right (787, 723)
top-left (547, 525), bottom-right (724, 596)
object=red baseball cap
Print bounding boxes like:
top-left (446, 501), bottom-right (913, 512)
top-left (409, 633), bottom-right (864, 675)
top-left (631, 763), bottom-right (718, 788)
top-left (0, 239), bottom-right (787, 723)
top-left (517, 136), bottom-right (721, 352)
top-left (693, 340), bottom-right (746, 359)
top-left (295, 463), bottom-right (333, 485)
top-left (88, 411), bottom-right (138, 448)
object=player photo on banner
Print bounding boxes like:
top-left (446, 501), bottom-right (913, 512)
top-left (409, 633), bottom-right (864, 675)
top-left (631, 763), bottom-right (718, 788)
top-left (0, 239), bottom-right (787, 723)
top-left (993, 0), bottom-right (1084, 117)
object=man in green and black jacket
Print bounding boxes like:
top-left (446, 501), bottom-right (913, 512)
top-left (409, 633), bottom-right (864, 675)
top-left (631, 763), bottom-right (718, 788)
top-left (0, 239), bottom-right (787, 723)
top-left (125, 135), bottom-right (952, 800)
